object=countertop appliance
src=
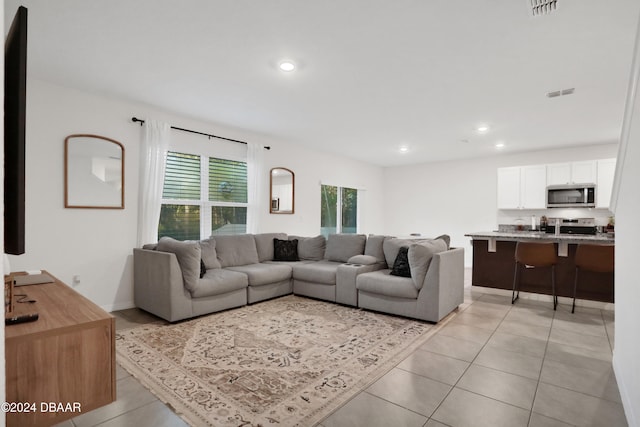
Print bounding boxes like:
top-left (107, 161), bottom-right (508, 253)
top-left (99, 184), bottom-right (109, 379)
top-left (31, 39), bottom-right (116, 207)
top-left (546, 184), bottom-right (596, 208)
top-left (545, 218), bottom-right (597, 235)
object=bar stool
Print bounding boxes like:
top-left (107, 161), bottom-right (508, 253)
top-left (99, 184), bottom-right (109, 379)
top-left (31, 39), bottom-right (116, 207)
top-left (512, 241), bottom-right (558, 310)
top-left (573, 244), bottom-right (614, 313)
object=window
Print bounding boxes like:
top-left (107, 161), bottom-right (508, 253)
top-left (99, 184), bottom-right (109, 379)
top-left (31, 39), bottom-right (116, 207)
top-left (320, 184), bottom-right (358, 237)
top-left (159, 151), bottom-right (248, 240)
top-left (208, 157), bottom-right (247, 236)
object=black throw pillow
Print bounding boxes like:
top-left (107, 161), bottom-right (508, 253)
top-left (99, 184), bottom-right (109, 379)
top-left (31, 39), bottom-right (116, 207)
top-left (390, 246), bottom-right (411, 277)
top-left (200, 259), bottom-right (206, 279)
top-left (274, 238), bottom-right (299, 261)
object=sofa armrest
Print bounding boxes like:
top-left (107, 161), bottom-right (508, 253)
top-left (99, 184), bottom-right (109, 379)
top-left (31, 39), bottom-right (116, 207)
top-left (133, 248), bottom-right (193, 322)
top-left (416, 247), bottom-right (465, 322)
top-left (336, 262), bottom-right (386, 306)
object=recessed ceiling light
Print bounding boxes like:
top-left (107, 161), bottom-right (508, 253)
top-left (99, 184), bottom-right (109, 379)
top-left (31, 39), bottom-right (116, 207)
top-left (495, 142), bottom-right (505, 149)
top-left (399, 146), bottom-right (409, 153)
top-left (477, 125), bottom-right (490, 133)
top-left (279, 61), bottom-right (296, 72)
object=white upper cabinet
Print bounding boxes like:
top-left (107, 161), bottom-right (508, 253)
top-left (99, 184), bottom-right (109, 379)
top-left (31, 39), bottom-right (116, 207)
top-left (596, 158), bottom-right (616, 209)
top-left (497, 159), bottom-right (612, 210)
top-left (547, 161), bottom-right (597, 185)
top-left (497, 167), bottom-right (521, 209)
top-left (521, 165), bottom-right (547, 209)
top-left (546, 163), bottom-right (571, 186)
top-left (571, 161), bottom-right (597, 184)
top-left (497, 165), bottom-right (546, 209)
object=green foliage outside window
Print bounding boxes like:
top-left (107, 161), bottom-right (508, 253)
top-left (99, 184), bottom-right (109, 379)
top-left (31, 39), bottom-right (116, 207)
top-left (158, 204), bottom-right (200, 241)
top-left (321, 185), bottom-right (337, 236)
top-left (341, 187), bottom-right (358, 234)
top-left (211, 206), bottom-right (247, 235)
top-left (321, 184), bottom-right (357, 236)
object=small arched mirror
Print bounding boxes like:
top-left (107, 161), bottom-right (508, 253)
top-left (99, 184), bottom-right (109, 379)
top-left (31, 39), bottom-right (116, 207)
top-left (65, 134), bottom-right (125, 209)
top-left (270, 167), bottom-right (294, 214)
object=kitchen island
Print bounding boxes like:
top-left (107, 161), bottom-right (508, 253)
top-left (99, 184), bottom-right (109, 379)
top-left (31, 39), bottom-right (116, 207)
top-left (466, 231), bottom-right (615, 303)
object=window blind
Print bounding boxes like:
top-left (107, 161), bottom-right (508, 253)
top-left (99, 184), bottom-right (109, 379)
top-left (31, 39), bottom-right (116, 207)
top-left (163, 151), bottom-right (201, 200)
top-left (209, 158), bottom-right (247, 203)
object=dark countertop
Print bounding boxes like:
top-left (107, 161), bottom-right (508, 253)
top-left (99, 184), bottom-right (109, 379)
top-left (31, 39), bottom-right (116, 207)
top-left (465, 231), bottom-right (615, 244)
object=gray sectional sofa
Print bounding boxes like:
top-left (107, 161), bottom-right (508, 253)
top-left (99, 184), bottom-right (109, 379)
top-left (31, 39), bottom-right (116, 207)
top-left (133, 233), bottom-right (464, 323)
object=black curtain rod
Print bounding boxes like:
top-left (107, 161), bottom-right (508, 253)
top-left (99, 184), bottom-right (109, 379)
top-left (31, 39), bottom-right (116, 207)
top-left (131, 117), bottom-right (270, 150)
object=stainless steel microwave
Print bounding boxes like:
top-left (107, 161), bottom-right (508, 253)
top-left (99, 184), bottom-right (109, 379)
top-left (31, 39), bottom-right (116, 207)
top-left (546, 184), bottom-right (596, 208)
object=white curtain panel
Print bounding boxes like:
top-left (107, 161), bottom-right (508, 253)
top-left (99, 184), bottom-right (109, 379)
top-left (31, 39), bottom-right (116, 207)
top-left (136, 119), bottom-right (170, 246)
top-left (246, 142), bottom-right (265, 233)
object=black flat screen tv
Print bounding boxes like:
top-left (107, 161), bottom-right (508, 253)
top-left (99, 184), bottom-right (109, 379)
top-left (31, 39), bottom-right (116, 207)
top-left (4, 6), bottom-right (28, 255)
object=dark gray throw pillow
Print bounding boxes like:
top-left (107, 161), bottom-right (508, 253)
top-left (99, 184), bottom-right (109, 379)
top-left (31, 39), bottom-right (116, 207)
top-left (390, 246), bottom-right (411, 277)
top-left (274, 238), bottom-right (299, 261)
top-left (200, 259), bottom-right (206, 279)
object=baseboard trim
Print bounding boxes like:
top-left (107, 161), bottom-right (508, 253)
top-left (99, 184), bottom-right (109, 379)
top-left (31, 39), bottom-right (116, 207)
top-left (471, 285), bottom-right (615, 311)
top-left (612, 352), bottom-right (638, 427)
top-left (101, 300), bottom-right (136, 313)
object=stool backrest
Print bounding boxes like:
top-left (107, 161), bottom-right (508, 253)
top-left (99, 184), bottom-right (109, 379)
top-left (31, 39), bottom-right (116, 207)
top-left (575, 244), bottom-right (614, 273)
top-left (515, 242), bottom-right (557, 267)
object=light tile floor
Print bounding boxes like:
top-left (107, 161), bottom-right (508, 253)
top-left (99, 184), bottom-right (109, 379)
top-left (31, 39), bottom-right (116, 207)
top-left (59, 271), bottom-right (627, 427)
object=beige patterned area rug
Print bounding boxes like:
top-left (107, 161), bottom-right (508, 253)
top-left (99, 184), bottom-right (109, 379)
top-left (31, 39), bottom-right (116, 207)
top-left (116, 295), bottom-right (452, 426)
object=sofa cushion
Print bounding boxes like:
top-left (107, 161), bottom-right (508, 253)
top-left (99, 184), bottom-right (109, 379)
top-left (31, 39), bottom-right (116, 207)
top-left (408, 240), bottom-right (448, 289)
top-left (390, 247), bottom-right (411, 277)
top-left (357, 270), bottom-right (419, 299)
top-left (274, 238), bottom-right (299, 261)
top-left (214, 234), bottom-right (260, 267)
top-left (156, 236), bottom-right (201, 293)
top-left (434, 234), bottom-right (451, 249)
top-left (226, 263), bottom-right (293, 287)
top-left (199, 238), bottom-right (221, 269)
top-left (347, 254), bottom-right (379, 265)
top-left (190, 268), bottom-right (249, 298)
top-left (254, 233), bottom-right (288, 262)
top-left (289, 235), bottom-right (326, 261)
top-left (365, 235), bottom-right (391, 263)
top-left (264, 259), bottom-right (314, 267)
top-left (325, 234), bottom-right (366, 262)
top-left (292, 260), bottom-right (342, 285)
top-left (383, 238), bottom-right (417, 268)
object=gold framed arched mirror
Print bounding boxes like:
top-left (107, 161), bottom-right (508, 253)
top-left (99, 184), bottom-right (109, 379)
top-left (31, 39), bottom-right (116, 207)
top-left (270, 167), bottom-right (294, 214)
top-left (64, 134), bottom-right (125, 209)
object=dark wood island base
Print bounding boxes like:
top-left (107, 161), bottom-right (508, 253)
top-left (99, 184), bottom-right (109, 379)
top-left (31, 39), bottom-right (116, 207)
top-left (469, 236), bottom-right (614, 303)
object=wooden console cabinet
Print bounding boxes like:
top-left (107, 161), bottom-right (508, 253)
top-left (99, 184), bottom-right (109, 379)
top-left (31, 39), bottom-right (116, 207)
top-left (4, 272), bottom-right (115, 427)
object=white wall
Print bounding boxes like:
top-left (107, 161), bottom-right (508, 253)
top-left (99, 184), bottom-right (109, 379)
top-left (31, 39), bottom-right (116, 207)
top-left (7, 78), bottom-right (384, 311)
top-left (260, 139), bottom-right (385, 236)
top-left (382, 143), bottom-right (619, 266)
top-left (612, 10), bottom-right (640, 426)
top-left (1, 2), bottom-right (6, 424)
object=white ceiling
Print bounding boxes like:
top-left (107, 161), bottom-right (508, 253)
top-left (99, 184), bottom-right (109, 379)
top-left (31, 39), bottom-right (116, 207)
top-left (5, 0), bottom-right (640, 166)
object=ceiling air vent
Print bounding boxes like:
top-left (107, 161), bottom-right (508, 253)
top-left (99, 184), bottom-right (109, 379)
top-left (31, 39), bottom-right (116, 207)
top-left (530, 0), bottom-right (558, 16)
top-left (547, 88), bottom-right (575, 98)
